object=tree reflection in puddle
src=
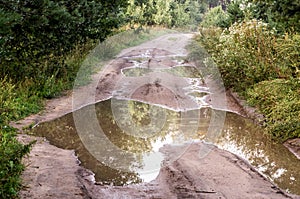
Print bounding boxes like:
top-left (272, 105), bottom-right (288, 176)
top-left (31, 99), bottom-right (300, 195)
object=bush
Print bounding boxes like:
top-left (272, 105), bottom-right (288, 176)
top-left (197, 19), bottom-right (300, 93)
top-left (247, 79), bottom-right (300, 141)
top-left (0, 77), bottom-right (39, 197)
top-left (274, 33), bottom-right (300, 78)
top-left (0, 0), bottom-right (128, 88)
top-left (196, 19), bottom-right (300, 141)
top-left (217, 20), bottom-right (279, 92)
top-left (126, 0), bottom-right (208, 28)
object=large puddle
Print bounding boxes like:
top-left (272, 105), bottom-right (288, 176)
top-left (31, 99), bottom-right (300, 195)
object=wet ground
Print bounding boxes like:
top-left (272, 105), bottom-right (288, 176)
top-left (30, 99), bottom-right (300, 195)
top-left (17, 32), bottom-right (300, 199)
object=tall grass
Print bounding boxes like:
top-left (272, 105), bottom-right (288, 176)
top-left (0, 78), bottom-right (35, 198)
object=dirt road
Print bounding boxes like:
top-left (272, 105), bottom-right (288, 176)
top-left (17, 32), bottom-right (299, 199)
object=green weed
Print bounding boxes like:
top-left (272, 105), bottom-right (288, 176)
top-left (0, 125), bottom-right (33, 198)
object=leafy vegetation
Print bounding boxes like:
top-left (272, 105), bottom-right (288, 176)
top-left (126, 0), bottom-right (212, 29)
top-left (196, 0), bottom-right (300, 141)
top-left (200, 1), bottom-right (245, 28)
top-left (0, 125), bottom-right (32, 198)
top-left (0, 78), bottom-right (41, 122)
top-left (247, 79), bottom-right (300, 140)
top-left (0, 78), bottom-right (35, 198)
top-left (200, 6), bottom-right (228, 28)
top-left (198, 20), bottom-right (299, 92)
top-left (0, 0), bottom-right (128, 81)
top-left (248, 0), bottom-right (300, 32)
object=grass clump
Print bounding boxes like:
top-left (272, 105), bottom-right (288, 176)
top-left (0, 125), bottom-right (32, 198)
top-left (0, 77), bottom-right (42, 122)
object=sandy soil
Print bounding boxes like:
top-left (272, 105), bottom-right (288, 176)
top-left (15, 33), bottom-right (300, 199)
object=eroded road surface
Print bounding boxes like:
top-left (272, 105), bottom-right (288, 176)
top-left (17, 32), bottom-right (299, 199)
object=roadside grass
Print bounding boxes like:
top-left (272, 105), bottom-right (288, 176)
top-left (0, 125), bottom-right (33, 198)
top-left (0, 78), bottom-right (35, 198)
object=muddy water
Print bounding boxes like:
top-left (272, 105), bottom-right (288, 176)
top-left (31, 99), bottom-right (300, 195)
top-left (122, 66), bottom-right (202, 78)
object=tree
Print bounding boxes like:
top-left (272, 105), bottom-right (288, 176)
top-left (188, 0), bottom-right (208, 25)
top-left (200, 5), bottom-right (229, 28)
top-left (0, 0), bottom-right (128, 80)
top-left (153, 0), bottom-right (172, 26)
top-left (248, 0), bottom-right (300, 32)
top-left (170, 0), bottom-right (191, 27)
top-left (225, 0), bottom-right (245, 26)
top-left (126, 0), bottom-right (209, 28)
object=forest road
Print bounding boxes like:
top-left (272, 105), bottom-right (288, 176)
top-left (16, 32), bottom-right (299, 199)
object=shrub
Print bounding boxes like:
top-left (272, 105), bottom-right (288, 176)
top-left (0, 0), bottom-right (128, 77)
top-left (248, 0), bottom-right (300, 33)
top-left (247, 79), bottom-right (300, 141)
top-left (197, 19), bottom-right (300, 93)
top-left (196, 19), bottom-right (300, 141)
top-left (217, 20), bottom-right (279, 91)
top-left (274, 33), bottom-right (300, 78)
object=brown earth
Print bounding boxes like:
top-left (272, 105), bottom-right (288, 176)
top-left (284, 138), bottom-right (300, 159)
top-left (15, 33), bottom-right (300, 199)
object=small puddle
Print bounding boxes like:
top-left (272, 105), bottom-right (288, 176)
top-left (31, 99), bottom-right (300, 194)
top-left (121, 65), bottom-right (202, 78)
top-left (163, 65), bottom-right (203, 78)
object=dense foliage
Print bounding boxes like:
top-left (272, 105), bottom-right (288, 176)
top-left (248, 0), bottom-right (300, 32)
top-left (199, 20), bottom-right (299, 91)
top-left (200, 6), bottom-right (228, 28)
top-left (247, 79), bottom-right (300, 140)
top-left (0, 0), bottom-right (127, 197)
top-left (0, 78), bottom-right (36, 198)
top-left (126, 0), bottom-right (212, 29)
top-left (196, 0), bottom-right (300, 141)
top-left (200, 1), bottom-right (245, 28)
top-left (0, 0), bottom-right (128, 81)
